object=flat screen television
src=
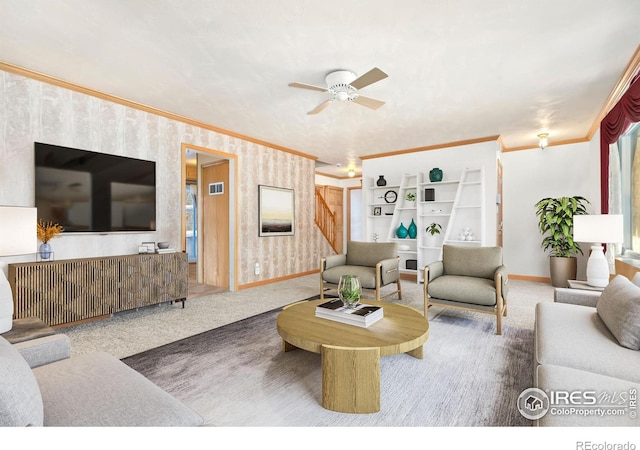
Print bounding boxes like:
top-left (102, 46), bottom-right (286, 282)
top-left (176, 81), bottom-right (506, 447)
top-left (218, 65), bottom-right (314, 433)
top-left (34, 142), bottom-right (156, 233)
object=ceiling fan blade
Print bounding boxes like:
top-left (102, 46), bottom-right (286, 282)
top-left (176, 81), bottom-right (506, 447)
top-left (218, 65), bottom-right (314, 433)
top-left (352, 95), bottom-right (385, 110)
top-left (350, 67), bottom-right (388, 90)
top-left (308, 100), bottom-right (333, 115)
top-left (288, 82), bottom-right (328, 92)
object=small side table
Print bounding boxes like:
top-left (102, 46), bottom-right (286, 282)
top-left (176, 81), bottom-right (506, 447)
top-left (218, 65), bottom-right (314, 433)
top-left (567, 279), bottom-right (605, 292)
top-left (1, 317), bottom-right (56, 344)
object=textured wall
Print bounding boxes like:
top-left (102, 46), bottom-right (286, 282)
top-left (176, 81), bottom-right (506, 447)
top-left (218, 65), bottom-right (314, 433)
top-left (0, 69), bottom-right (333, 288)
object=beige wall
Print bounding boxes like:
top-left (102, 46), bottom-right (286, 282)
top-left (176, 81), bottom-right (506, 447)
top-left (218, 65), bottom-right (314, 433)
top-left (0, 69), bottom-right (333, 288)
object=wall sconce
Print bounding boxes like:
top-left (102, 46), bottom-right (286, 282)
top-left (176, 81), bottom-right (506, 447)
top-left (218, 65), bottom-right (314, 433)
top-left (538, 133), bottom-right (549, 150)
top-left (348, 168), bottom-right (355, 177)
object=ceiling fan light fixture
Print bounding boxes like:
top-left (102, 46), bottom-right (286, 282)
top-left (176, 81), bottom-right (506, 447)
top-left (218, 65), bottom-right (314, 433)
top-left (289, 67), bottom-right (388, 114)
top-left (335, 91), bottom-right (349, 102)
top-left (348, 168), bottom-right (355, 177)
top-left (537, 132), bottom-right (549, 150)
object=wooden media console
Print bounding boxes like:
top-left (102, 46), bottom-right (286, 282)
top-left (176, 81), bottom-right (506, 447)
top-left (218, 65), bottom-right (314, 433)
top-left (8, 252), bottom-right (188, 327)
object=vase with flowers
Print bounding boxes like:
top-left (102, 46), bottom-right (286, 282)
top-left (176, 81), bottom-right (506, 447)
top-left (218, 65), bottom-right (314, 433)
top-left (37, 220), bottom-right (64, 260)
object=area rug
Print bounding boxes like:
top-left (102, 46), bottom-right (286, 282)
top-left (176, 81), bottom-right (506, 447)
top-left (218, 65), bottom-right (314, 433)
top-left (122, 299), bottom-right (534, 427)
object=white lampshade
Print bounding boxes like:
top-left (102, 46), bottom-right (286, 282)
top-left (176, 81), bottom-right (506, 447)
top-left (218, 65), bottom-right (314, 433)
top-left (573, 214), bottom-right (623, 244)
top-left (0, 206), bottom-right (38, 256)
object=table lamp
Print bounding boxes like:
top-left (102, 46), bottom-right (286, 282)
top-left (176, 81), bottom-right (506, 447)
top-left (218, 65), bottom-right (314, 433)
top-left (573, 214), bottom-right (624, 288)
top-left (0, 206), bottom-right (38, 333)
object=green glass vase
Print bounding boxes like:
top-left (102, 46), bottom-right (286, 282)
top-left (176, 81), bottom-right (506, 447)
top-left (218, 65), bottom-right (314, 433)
top-left (408, 219), bottom-right (417, 239)
top-left (396, 222), bottom-right (408, 239)
top-left (429, 167), bottom-right (443, 182)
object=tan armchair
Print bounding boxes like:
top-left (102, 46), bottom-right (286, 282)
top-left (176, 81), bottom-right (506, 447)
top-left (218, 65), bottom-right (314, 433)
top-left (423, 245), bottom-right (508, 335)
top-left (320, 241), bottom-right (402, 302)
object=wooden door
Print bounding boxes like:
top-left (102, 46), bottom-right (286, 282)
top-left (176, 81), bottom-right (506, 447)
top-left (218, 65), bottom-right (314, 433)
top-left (318, 185), bottom-right (344, 253)
top-left (201, 161), bottom-right (230, 288)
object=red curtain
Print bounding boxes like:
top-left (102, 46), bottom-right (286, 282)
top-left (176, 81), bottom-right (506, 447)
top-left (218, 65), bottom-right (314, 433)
top-left (600, 73), bottom-right (640, 213)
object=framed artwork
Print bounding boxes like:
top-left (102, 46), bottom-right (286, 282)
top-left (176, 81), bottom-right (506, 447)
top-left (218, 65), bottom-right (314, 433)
top-left (259, 185), bottom-right (295, 236)
top-left (373, 207), bottom-right (382, 216)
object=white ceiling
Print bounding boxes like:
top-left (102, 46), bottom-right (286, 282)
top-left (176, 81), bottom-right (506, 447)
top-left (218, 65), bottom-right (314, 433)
top-left (1, 0), bottom-right (639, 177)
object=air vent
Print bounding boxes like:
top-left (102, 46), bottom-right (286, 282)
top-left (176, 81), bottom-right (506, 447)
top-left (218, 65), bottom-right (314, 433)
top-left (208, 182), bottom-right (224, 195)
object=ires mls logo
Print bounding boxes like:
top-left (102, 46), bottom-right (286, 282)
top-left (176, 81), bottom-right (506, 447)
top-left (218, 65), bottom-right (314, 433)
top-left (517, 387), bottom-right (638, 421)
top-left (517, 388), bottom-right (550, 420)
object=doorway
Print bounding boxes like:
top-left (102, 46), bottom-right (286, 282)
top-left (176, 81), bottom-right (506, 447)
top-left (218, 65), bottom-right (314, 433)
top-left (201, 160), bottom-right (230, 288)
top-left (497, 159), bottom-right (503, 247)
top-left (181, 143), bottom-right (237, 292)
top-left (317, 184), bottom-right (344, 253)
top-left (185, 183), bottom-right (197, 263)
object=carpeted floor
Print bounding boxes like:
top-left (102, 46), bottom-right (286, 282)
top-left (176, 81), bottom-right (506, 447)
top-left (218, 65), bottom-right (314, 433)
top-left (64, 274), bottom-right (553, 359)
top-left (122, 298), bottom-right (535, 427)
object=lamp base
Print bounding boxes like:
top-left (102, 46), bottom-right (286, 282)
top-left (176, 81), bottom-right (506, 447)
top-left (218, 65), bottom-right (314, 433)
top-left (586, 245), bottom-right (610, 288)
top-left (0, 264), bottom-right (13, 333)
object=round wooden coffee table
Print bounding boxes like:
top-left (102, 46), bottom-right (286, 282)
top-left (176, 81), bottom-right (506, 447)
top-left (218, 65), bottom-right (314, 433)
top-left (276, 299), bottom-right (429, 413)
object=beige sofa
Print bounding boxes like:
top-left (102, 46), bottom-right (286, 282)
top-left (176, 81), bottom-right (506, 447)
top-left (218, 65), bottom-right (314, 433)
top-left (0, 332), bottom-right (203, 426)
top-left (534, 274), bottom-right (640, 426)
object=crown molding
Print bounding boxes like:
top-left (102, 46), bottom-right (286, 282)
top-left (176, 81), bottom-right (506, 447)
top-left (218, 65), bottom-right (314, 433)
top-left (0, 61), bottom-right (317, 161)
top-left (359, 135), bottom-right (501, 160)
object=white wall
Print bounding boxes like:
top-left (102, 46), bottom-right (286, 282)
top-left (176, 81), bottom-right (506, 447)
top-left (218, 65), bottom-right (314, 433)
top-left (501, 139), bottom-right (600, 279)
top-left (361, 140), bottom-right (500, 246)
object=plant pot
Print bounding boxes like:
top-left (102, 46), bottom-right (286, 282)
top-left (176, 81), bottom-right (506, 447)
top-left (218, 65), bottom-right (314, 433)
top-left (426, 234), bottom-right (439, 247)
top-left (549, 256), bottom-right (577, 288)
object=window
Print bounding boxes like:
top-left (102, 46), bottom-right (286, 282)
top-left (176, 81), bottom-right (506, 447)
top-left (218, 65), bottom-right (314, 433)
top-left (613, 122), bottom-right (640, 259)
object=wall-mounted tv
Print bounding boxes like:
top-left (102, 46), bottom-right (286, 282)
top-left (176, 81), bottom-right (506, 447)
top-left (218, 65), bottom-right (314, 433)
top-left (35, 142), bottom-right (156, 233)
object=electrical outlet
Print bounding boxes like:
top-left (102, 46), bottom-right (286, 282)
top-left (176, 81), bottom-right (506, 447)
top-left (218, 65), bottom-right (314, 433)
top-left (254, 262), bottom-right (260, 275)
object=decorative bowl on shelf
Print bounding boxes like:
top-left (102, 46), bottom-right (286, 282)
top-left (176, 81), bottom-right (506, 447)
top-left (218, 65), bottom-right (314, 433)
top-left (398, 244), bottom-right (411, 251)
top-left (157, 242), bottom-right (170, 249)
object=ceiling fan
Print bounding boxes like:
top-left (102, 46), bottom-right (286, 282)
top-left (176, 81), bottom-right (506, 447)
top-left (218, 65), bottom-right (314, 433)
top-left (288, 67), bottom-right (388, 115)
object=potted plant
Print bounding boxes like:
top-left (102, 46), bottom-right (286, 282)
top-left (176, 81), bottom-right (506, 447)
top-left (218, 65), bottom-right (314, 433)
top-left (534, 196), bottom-right (589, 287)
top-left (405, 192), bottom-right (416, 205)
top-left (425, 222), bottom-right (442, 247)
top-left (37, 220), bottom-right (64, 260)
top-left (338, 274), bottom-right (361, 309)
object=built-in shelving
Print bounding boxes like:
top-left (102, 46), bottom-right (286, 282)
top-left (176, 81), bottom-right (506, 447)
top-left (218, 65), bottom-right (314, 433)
top-left (417, 167), bottom-right (485, 282)
top-left (388, 174), bottom-right (418, 275)
top-left (365, 168), bottom-right (485, 283)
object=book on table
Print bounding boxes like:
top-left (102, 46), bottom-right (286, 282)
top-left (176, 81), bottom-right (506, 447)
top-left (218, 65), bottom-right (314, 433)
top-left (315, 298), bottom-right (383, 328)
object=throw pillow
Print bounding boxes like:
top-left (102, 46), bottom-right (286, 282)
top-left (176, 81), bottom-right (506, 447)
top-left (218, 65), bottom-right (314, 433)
top-left (596, 275), bottom-right (640, 350)
top-left (0, 336), bottom-right (44, 426)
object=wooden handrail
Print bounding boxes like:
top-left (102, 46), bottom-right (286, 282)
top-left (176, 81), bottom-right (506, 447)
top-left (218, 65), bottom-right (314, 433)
top-left (315, 187), bottom-right (338, 253)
